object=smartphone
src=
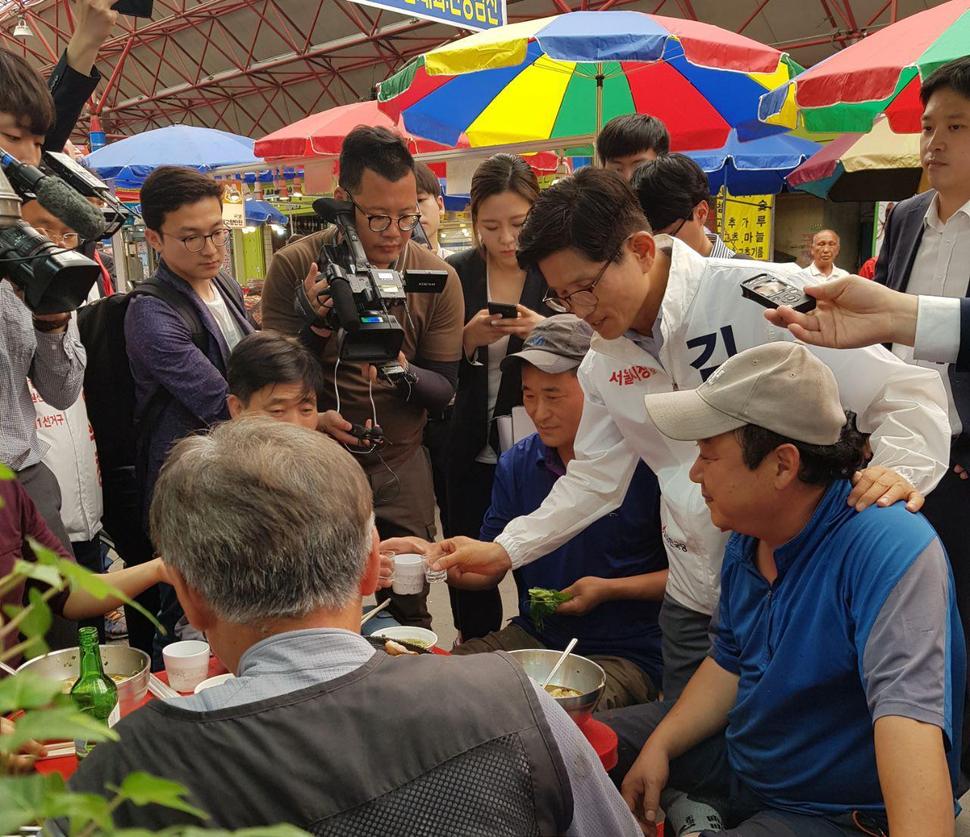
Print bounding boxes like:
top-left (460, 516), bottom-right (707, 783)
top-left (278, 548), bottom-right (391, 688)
top-left (112, 0), bottom-right (153, 17)
top-left (488, 302), bottom-right (519, 319)
top-left (740, 273), bottom-right (816, 314)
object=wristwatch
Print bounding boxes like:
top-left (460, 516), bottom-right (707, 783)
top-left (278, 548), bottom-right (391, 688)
top-left (32, 314), bottom-right (71, 333)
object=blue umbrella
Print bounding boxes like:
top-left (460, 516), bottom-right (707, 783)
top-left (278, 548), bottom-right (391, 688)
top-left (244, 199), bottom-right (287, 226)
top-left (84, 125), bottom-right (260, 181)
top-left (686, 129), bottom-right (820, 196)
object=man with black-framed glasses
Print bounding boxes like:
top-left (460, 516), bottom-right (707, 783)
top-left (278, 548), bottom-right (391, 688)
top-left (432, 167), bottom-right (951, 702)
top-left (262, 126), bottom-right (463, 630)
top-left (125, 166), bottom-right (254, 662)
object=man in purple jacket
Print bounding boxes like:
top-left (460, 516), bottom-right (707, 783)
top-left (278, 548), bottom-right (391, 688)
top-left (125, 166), bottom-right (253, 662)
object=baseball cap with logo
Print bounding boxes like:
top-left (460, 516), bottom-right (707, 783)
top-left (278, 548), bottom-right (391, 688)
top-left (501, 314), bottom-right (593, 374)
top-left (643, 342), bottom-right (846, 445)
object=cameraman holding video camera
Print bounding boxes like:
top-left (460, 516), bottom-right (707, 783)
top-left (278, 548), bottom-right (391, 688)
top-left (261, 127), bottom-right (464, 628)
top-left (0, 0), bottom-right (116, 552)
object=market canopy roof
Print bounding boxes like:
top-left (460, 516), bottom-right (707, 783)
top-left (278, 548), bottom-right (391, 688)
top-left (1, 0), bottom-right (954, 143)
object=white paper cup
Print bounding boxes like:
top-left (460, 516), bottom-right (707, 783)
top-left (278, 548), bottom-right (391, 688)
top-left (392, 553), bottom-right (425, 595)
top-left (163, 640), bottom-right (210, 692)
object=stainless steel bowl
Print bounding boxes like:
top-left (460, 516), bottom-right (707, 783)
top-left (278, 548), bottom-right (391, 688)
top-left (506, 649), bottom-right (606, 726)
top-left (17, 644), bottom-right (150, 715)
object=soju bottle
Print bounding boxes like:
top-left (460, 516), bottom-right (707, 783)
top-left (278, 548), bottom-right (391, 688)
top-left (69, 627), bottom-right (119, 760)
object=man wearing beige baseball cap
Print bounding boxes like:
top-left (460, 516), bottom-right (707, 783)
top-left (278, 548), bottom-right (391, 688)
top-left (607, 343), bottom-right (964, 837)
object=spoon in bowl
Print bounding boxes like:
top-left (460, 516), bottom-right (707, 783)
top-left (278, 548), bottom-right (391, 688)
top-left (540, 637), bottom-right (579, 691)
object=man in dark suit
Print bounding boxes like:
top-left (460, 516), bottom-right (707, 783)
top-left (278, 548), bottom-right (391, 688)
top-left (873, 55), bottom-right (970, 777)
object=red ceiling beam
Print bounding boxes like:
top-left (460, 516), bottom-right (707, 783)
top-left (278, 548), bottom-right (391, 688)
top-left (736, 0), bottom-right (772, 35)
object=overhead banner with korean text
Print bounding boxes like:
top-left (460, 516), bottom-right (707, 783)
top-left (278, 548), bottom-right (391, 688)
top-left (714, 189), bottom-right (774, 262)
top-left (349, 0), bottom-right (506, 31)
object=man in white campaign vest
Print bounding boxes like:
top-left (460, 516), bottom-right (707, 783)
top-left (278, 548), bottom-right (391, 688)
top-left (430, 168), bottom-right (951, 699)
top-left (29, 386), bottom-right (102, 549)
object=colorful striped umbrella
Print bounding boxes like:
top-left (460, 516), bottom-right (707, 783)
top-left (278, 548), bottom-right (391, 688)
top-left (785, 117), bottom-right (924, 201)
top-left (377, 11), bottom-right (801, 153)
top-left (760, 0), bottom-right (970, 134)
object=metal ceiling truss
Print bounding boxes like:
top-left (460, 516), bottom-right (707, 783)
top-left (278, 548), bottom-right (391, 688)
top-left (0, 0), bottom-right (901, 140)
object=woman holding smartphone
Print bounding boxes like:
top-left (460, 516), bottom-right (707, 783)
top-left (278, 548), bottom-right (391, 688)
top-left (444, 153), bottom-right (551, 642)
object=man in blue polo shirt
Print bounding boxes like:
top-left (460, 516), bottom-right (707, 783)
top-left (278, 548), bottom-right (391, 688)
top-left (451, 315), bottom-right (668, 709)
top-left (605, 342), bottom-right (965, 837)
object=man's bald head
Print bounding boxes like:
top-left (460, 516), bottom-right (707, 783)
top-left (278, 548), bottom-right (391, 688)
top-left (811, 229), bottom-right (841, 268)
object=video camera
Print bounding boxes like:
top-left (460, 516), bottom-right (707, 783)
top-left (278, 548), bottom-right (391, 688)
top-left (304, 197), bottom-right (446, 382)
top-left (42, 150), bottom-right (134, 238)
top-left (0, 162), bottom-right (101, 315)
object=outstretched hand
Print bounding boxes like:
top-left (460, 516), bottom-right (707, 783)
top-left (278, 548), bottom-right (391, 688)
top-left (763, 276), bottom-right (918, 350)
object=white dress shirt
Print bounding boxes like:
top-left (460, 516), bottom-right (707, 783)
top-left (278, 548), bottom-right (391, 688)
top-left (801, 261), bottom-right (851, 283)
top-left (893, 196), bottom-right (970, 436)
top-left (495, 241), bottom-right (950, 615)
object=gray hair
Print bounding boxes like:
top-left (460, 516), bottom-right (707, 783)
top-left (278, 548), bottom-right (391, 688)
top-left (149, 417), bottom-right (374, 624)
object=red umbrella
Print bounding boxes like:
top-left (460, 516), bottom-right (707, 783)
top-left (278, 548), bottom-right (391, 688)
top-left (254, 101), bottom-right (463, 160)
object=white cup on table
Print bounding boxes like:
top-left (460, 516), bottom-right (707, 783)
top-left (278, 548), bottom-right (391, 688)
top-left (392, 553), bottom-right (426, 595)
top-left (163, 640), bottom-right (210, 692)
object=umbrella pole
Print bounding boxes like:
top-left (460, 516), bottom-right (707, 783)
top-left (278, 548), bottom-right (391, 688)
top-left (595, 63), bottom-right (604, 166)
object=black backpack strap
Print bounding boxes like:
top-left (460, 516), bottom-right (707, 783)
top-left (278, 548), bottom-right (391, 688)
top-left (213, 271), bottom-right (249, 324)
top-left (130, 280), bottom-right (208, 433)
top-left (131, 279), bottom-right (207, 350)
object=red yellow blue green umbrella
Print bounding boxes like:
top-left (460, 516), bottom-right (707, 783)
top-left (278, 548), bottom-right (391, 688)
top-left (377, 11), bottom-right (801, 153)
top-left (760, 0), bottom-right (970, 135)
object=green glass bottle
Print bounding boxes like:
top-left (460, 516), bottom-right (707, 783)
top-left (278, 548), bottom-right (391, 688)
top-left (69, 627), bottom-right (119, 760)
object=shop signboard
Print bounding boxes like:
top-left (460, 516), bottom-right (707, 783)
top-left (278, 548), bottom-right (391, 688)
top-left (223, 199), bottom-right (245, 229)
top-left (715, 189), bottom-right (774, 261)
top-left (349, 0), bottom-right (506, 31)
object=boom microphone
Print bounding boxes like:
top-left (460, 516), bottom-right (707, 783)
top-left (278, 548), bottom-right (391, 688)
top-left (0, 150), bottom-right (106, 240)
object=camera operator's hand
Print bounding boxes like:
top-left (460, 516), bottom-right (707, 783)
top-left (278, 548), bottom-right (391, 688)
top-left (491, 304), bottom-right (545, 340)
top-left (67, 0), bottom-right (119, 77)
top-left (318, 411), bottom-right (378, 449)
top-left (361, 352), bottom-right (409, 384)
top-left (318, 409), bottom-right (360, 446)
top-left (8, 284), bottom-right (73, 332)
top-left (463, 308), bottom-right (508, 360)
top-left (299, 262), bottom-right (334, 338)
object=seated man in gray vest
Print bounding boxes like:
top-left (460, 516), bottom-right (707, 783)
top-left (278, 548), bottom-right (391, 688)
top-left (67, 417), bottom-right (638, 836)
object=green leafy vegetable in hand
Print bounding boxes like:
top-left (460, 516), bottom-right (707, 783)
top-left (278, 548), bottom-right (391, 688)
top-left (528, 587), bottom-right (572, 631)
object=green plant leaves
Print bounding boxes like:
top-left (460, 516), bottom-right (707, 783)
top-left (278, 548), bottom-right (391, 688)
top-left (0, 771), bottom-right (64, 832)
top-left (109, 772), bottom-right (208, 820)
top-left (0, 706), bottom-right (118, 754)
top-left (0, 669), bottom-right (65, 713)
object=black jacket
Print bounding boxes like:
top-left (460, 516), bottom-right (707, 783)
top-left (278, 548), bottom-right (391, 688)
top-left (445, 247), bottom-right (553, 472)
top-left (45, 51), bottom-right (101, 153)
top-left (875, 189), bottom-right (970, 419)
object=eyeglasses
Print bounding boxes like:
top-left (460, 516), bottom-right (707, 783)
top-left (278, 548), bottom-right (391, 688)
top-left (163, 227), bottom-right (232, 253)
top-left (35, 228), bottom-right (79, 248)
top-left (661, 217), bottom-right (689, 238)
top-left (348, 195), bottom-right (422, 233)
top-left (543, 239), bottom-right (627, 315)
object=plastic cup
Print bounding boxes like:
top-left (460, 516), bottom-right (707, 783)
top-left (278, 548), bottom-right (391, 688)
top-left (163, 640), bottom-right (210, 692)
top-left (392, 553), bottom-right (425, 595)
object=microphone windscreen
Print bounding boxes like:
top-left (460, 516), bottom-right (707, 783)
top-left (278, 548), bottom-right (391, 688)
top-left (34, 176), bottom-right (106, 241)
